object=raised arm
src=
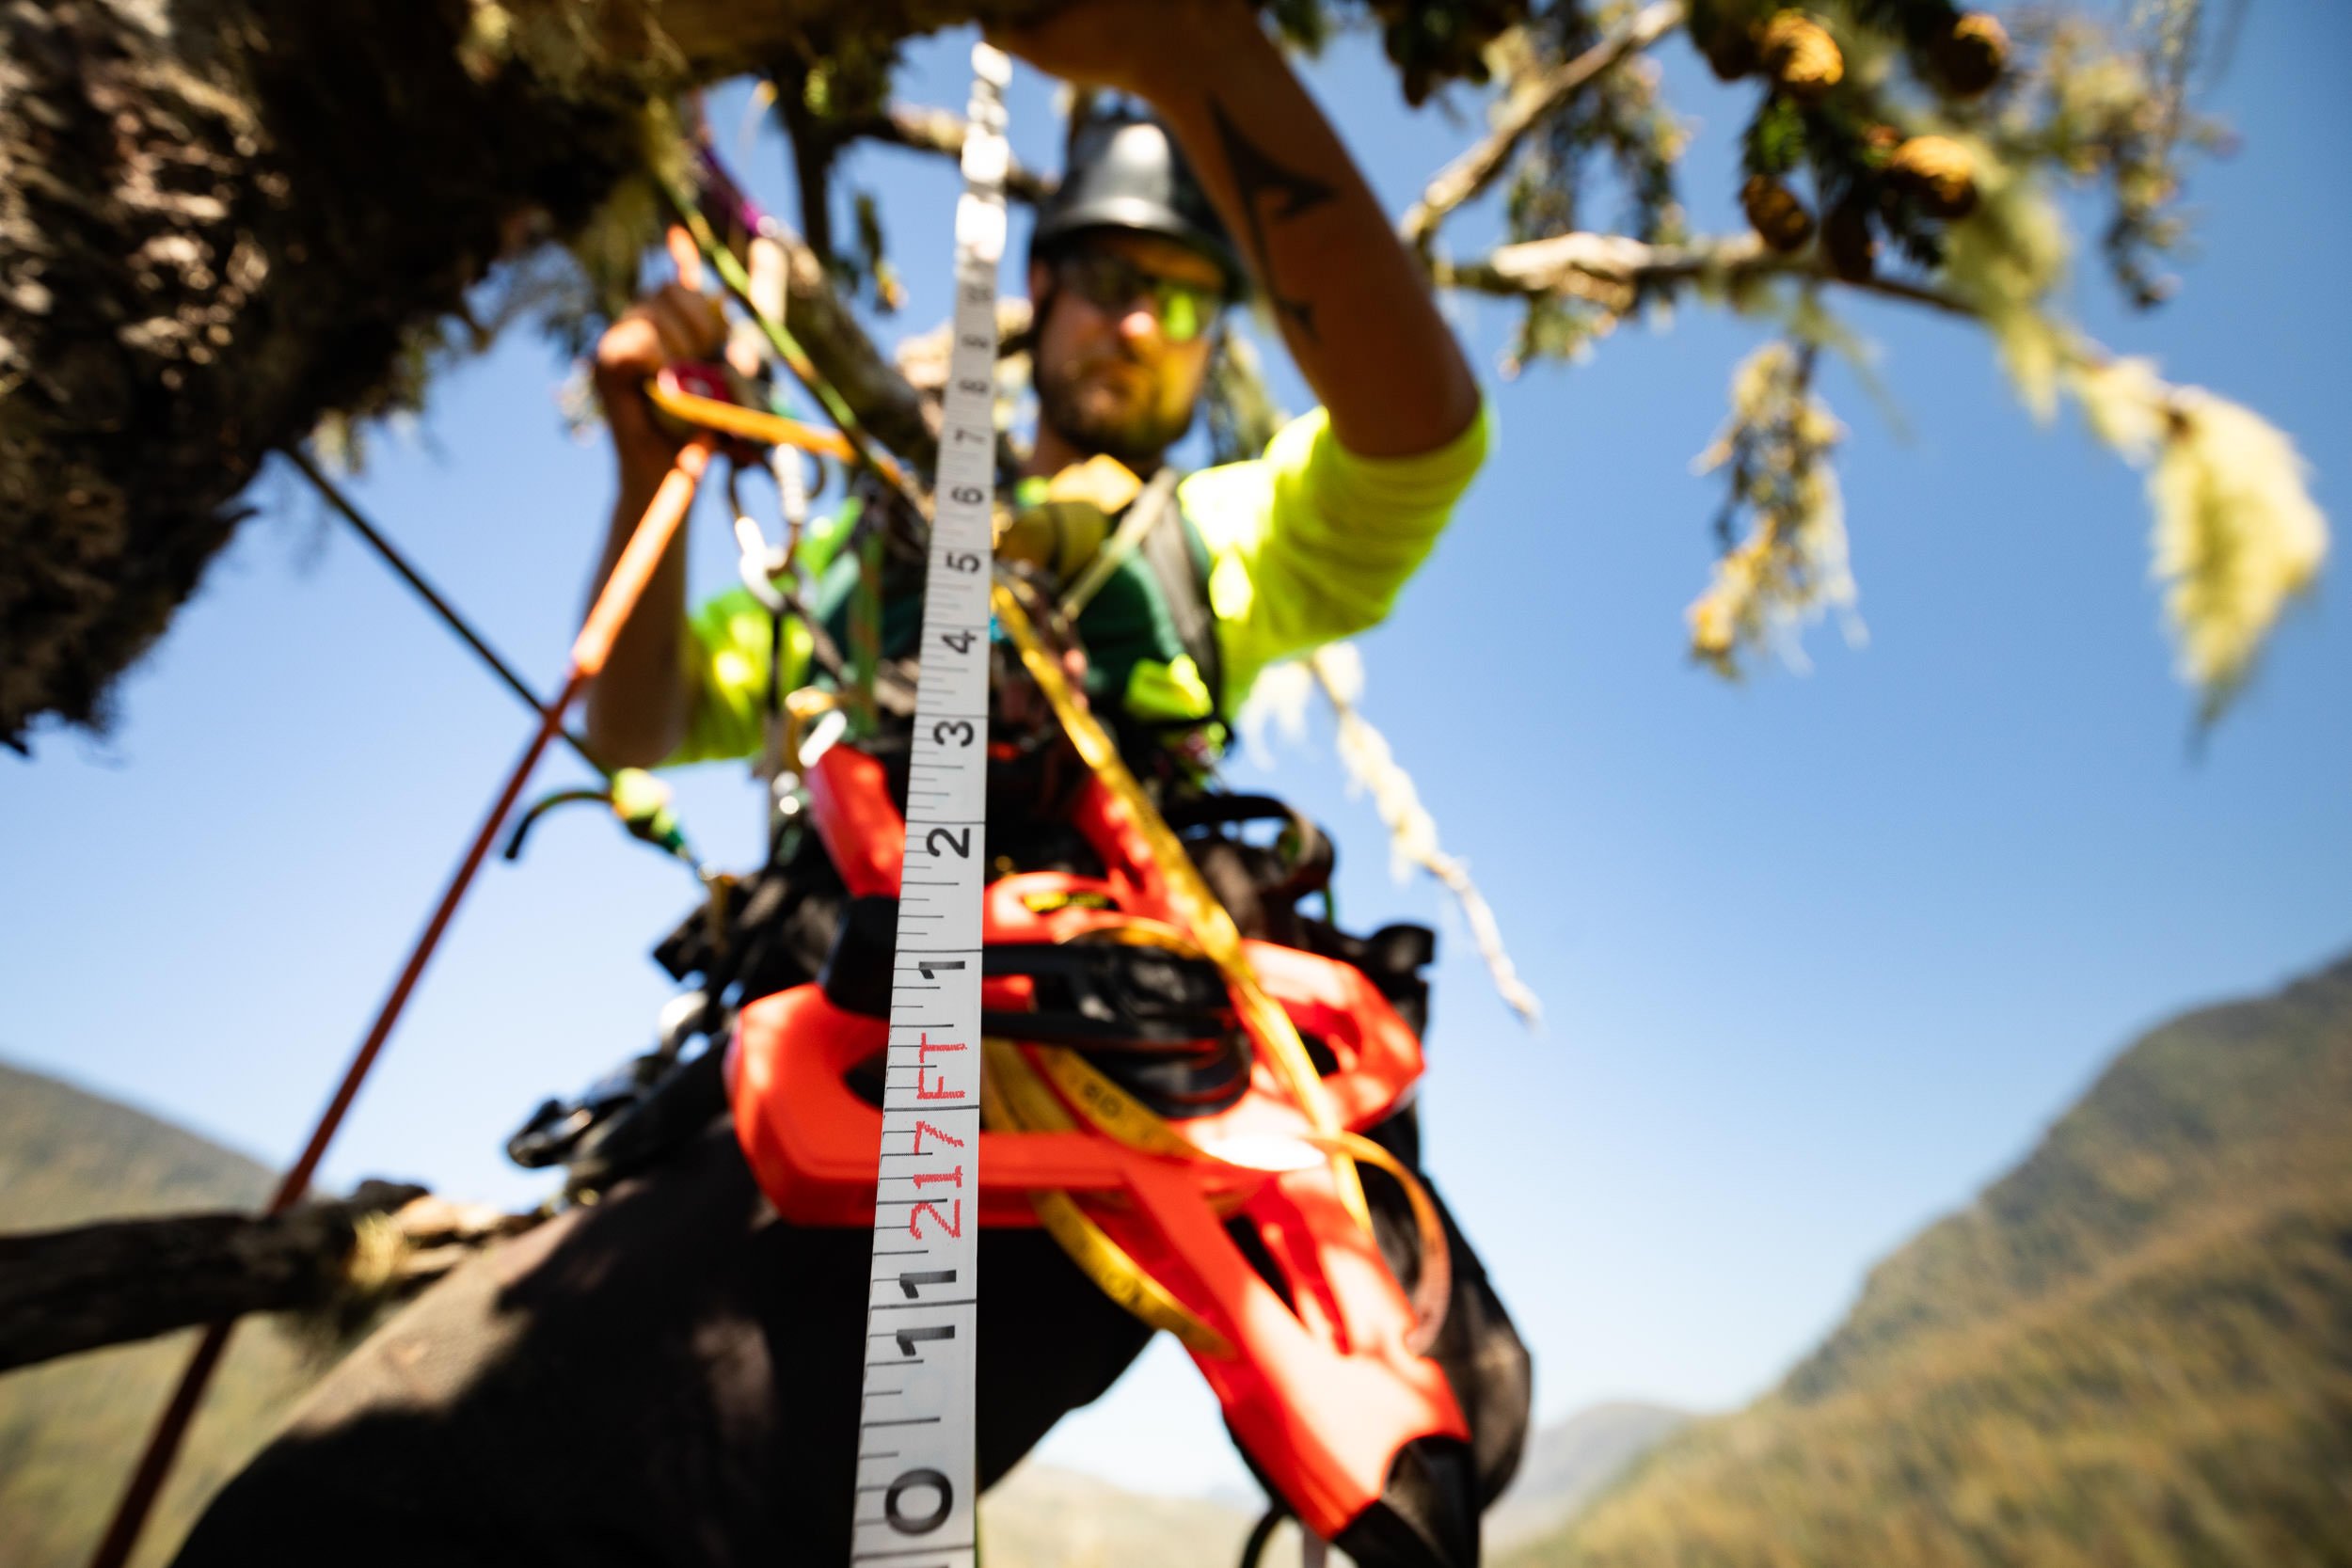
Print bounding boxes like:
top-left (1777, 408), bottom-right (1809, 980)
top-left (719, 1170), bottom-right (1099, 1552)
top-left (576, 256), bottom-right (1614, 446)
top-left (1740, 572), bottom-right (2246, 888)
top-left (581, 282), bottom-right (727, 768)
top-left (995, 0), bottom-right (1481, 459)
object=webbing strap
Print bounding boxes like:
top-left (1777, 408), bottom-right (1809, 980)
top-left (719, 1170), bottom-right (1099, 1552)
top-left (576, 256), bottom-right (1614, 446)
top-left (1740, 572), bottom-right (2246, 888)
top-left (1136, 485), bottom-right (1227, 719)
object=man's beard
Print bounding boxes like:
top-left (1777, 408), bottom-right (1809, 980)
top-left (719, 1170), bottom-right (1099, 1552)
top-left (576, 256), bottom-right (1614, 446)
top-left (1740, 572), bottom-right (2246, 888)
top-left (1036, 355), bottom-right (1197, 470)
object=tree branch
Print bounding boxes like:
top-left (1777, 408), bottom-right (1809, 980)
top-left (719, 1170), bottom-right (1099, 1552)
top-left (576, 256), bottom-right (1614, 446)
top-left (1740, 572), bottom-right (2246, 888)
top-left (0, 0), bottom-right (1059, 746)
top-left (1400, 0), bottom-right (1688, 251)
top-left (0, 1183), bottom-right (537, 1371)
top-left (838, 104), bottom-right (1057, 206)
top-left (770, 223), bottom-right (943, 469)
top-left (777, 70), bottom-right (843, 263)
top-left (1430, 230), bottom-right (1976, 319)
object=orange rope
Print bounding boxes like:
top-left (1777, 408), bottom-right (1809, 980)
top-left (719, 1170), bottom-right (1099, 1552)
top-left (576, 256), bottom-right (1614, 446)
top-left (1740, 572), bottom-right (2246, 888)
top-left (86, 436), bottom-right (715, 1568)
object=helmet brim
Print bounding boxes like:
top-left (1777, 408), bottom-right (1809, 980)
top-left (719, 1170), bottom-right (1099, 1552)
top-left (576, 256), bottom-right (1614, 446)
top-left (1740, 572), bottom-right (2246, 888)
top-left (1031, 199), bottom-right (1248, 304)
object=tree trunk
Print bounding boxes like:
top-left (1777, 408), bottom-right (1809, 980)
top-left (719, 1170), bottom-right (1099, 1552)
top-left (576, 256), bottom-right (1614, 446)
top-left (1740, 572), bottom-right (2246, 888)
top-left (0, 0), bottom-right (1004, 747)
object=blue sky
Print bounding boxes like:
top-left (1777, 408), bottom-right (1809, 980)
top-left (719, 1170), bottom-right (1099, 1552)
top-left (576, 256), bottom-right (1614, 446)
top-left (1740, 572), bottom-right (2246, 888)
top-left (4, 6), bottom-right (2346, 1501)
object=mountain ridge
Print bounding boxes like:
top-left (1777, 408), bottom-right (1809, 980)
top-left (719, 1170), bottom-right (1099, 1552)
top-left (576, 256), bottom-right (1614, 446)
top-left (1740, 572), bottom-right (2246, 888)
top-left (1509, 949), bottom-right (2352, 1568)
top-left (0, 1056), bottom-right (1681, 1568)
top-left (0, 1058), bottom-right (317, 1568)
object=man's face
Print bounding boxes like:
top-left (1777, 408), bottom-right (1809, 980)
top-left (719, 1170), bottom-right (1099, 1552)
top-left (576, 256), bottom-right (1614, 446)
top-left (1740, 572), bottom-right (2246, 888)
top-left (1028, 230), bottom-right (1226, 469)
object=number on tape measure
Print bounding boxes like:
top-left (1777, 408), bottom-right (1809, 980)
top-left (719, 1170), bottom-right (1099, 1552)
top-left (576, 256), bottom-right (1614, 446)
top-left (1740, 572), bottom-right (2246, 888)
top-left (849, 40), bottom-right (1010, 1568)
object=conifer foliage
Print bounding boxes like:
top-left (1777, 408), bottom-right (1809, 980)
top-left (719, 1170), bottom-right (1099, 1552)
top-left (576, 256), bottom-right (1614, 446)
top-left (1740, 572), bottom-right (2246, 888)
top-left (0, 0), bottom-right (2318, 745)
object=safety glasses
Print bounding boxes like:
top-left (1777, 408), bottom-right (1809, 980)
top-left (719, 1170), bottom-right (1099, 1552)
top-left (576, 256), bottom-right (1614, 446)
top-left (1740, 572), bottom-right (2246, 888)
top-left (1054, 250), bottom-right (1221, 345)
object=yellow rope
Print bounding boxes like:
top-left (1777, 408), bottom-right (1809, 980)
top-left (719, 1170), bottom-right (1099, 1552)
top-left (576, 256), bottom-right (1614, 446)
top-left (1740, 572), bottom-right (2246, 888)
top-left (989, 582), bottom-right (1371, 1228)
top-left (978, 1040), bottom-right (1233, 1357)
top-left (1016, 1041), bottom-right (1454, 1355)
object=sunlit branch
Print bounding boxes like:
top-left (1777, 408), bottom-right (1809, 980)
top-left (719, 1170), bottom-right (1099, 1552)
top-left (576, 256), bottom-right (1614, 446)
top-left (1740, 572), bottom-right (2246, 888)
top-left (839, 104), bottom-right (1057, 206)
top-left (1399, 0), bottom-right (1688, 251)
top-left (767, 219), bottom-right (943, 467)
top-left (1429, 230), bottom-right (1975, 319)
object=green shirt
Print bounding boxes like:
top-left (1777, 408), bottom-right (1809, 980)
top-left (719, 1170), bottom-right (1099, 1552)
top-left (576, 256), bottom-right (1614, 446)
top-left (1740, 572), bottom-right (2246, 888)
top-left (667, 399), bottom-right (1491, 766)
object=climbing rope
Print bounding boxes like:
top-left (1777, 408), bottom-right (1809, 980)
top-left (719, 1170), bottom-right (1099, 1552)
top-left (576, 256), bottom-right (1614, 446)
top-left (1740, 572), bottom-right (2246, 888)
top-left (992, 579), bottom-right (1373, 1227)
top-left (286, 446), bottom-right (603, 773)
top-left (86, 429), bottom-right (719, 1568)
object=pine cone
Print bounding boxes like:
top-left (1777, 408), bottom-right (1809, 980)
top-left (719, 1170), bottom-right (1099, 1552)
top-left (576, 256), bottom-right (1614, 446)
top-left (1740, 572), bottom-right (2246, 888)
top-left (1822, 198), bottom-right (1876, 280)
top-left (1741, 175), bottom-right (1816, 252)
top-left (1696, 14), bottom-right (1761, 80)
top-left (1930, 12), bottom-right (2009, 98)
top-left (1758, 11), bottom-right (1843, 103)
top-left (1888, 135), bottom-right (1979, 219)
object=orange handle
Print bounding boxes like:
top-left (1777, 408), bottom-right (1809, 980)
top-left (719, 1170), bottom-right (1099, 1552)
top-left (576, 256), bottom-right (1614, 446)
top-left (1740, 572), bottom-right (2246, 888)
top-left (666, 224), bottom-right (705, 291)
top-left (573, 435), bottom-right (712, 676)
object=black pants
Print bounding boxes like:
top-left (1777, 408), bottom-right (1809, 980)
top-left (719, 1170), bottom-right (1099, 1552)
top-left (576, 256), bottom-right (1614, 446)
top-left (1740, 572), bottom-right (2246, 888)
top-left (172, 1119), bottom-right (1528, 1568)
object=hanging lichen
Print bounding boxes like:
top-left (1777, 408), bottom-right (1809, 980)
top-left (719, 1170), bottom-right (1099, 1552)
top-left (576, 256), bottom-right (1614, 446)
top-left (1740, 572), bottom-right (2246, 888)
top-left (1243, 647), bottom-right (1544, 1027)
top-left (1686, 339), bottom-right (1859, 676)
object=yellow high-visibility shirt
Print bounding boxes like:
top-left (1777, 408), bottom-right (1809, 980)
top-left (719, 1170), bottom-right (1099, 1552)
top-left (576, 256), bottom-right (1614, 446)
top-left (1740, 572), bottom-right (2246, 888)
top-left (667, 398), bottom-right (1490, 766)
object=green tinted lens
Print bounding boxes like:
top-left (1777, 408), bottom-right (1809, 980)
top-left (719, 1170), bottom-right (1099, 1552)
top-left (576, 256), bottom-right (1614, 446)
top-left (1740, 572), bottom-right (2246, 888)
top-left (1064, 253), bottom-right (1212, 342)
top-left (1157, 284), bottom-right (1202, 343)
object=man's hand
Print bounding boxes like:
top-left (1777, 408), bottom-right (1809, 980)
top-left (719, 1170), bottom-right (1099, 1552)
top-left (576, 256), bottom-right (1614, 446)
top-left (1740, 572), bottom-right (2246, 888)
top-left (593, 282), bottom-right (728, 491)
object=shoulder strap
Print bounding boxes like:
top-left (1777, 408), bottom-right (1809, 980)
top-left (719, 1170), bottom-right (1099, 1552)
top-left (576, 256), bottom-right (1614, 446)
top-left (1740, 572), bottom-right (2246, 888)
top-left (1140, 480), bottom-right (1224, 721)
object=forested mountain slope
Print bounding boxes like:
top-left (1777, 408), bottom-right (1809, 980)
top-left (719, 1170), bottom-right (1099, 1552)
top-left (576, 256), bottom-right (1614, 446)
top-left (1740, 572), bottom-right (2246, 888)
top-left (1509, 953), bottom-right (2352, 1568)
top-left (0, 1061), bottom-right (321, 1568)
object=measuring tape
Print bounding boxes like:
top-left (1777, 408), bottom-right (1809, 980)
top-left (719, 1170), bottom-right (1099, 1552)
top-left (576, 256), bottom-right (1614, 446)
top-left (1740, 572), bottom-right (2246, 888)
top-left (850, 40), bottom-right (1009, 1568)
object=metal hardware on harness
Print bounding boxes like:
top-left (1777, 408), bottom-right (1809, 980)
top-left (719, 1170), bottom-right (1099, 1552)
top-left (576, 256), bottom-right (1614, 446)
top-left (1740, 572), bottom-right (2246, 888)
top-left (845, 41), bottom-right (1010, 1568)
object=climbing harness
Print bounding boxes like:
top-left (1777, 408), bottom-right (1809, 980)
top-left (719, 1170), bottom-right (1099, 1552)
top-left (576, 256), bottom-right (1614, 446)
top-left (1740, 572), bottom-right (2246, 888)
top-left (728, 676), bottom-right (1466, 1545)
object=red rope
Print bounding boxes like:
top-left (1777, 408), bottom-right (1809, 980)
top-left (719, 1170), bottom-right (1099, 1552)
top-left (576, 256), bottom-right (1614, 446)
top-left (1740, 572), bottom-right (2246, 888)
top-left (85, 436), bottom-right (714, 1568)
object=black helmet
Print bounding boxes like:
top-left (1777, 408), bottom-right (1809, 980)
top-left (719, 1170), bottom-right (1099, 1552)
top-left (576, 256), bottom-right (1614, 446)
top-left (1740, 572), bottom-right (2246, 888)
top-left (1032, 108), bottom-right (1245, 298)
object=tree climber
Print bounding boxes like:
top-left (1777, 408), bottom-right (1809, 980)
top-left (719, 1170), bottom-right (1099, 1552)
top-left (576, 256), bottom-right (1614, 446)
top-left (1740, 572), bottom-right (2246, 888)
top-left (169, 5), bottom-right (1527, 1566)
top-left (586, 0), bottom-right (1491, 777)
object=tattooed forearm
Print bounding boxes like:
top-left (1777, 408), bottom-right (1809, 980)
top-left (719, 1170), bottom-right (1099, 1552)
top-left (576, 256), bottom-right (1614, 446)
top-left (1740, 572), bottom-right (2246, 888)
top-left (1206, 98), bottom-right (1338, 341)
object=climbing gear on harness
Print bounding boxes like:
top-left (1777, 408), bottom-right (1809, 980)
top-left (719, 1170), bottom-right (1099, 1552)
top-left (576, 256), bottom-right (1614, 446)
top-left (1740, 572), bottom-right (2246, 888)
top-left (993, 580), bottom-right (1371, 1223)
top-left (728, 727), bottom-right (1469, 1549)
top-left (980, 1037), bottom-right (1454, 1354)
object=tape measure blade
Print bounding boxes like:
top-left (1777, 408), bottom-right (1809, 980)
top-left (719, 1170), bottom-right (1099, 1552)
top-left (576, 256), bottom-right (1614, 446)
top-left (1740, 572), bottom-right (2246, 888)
top-left (851, 39), bottom-right (1007, 1568)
